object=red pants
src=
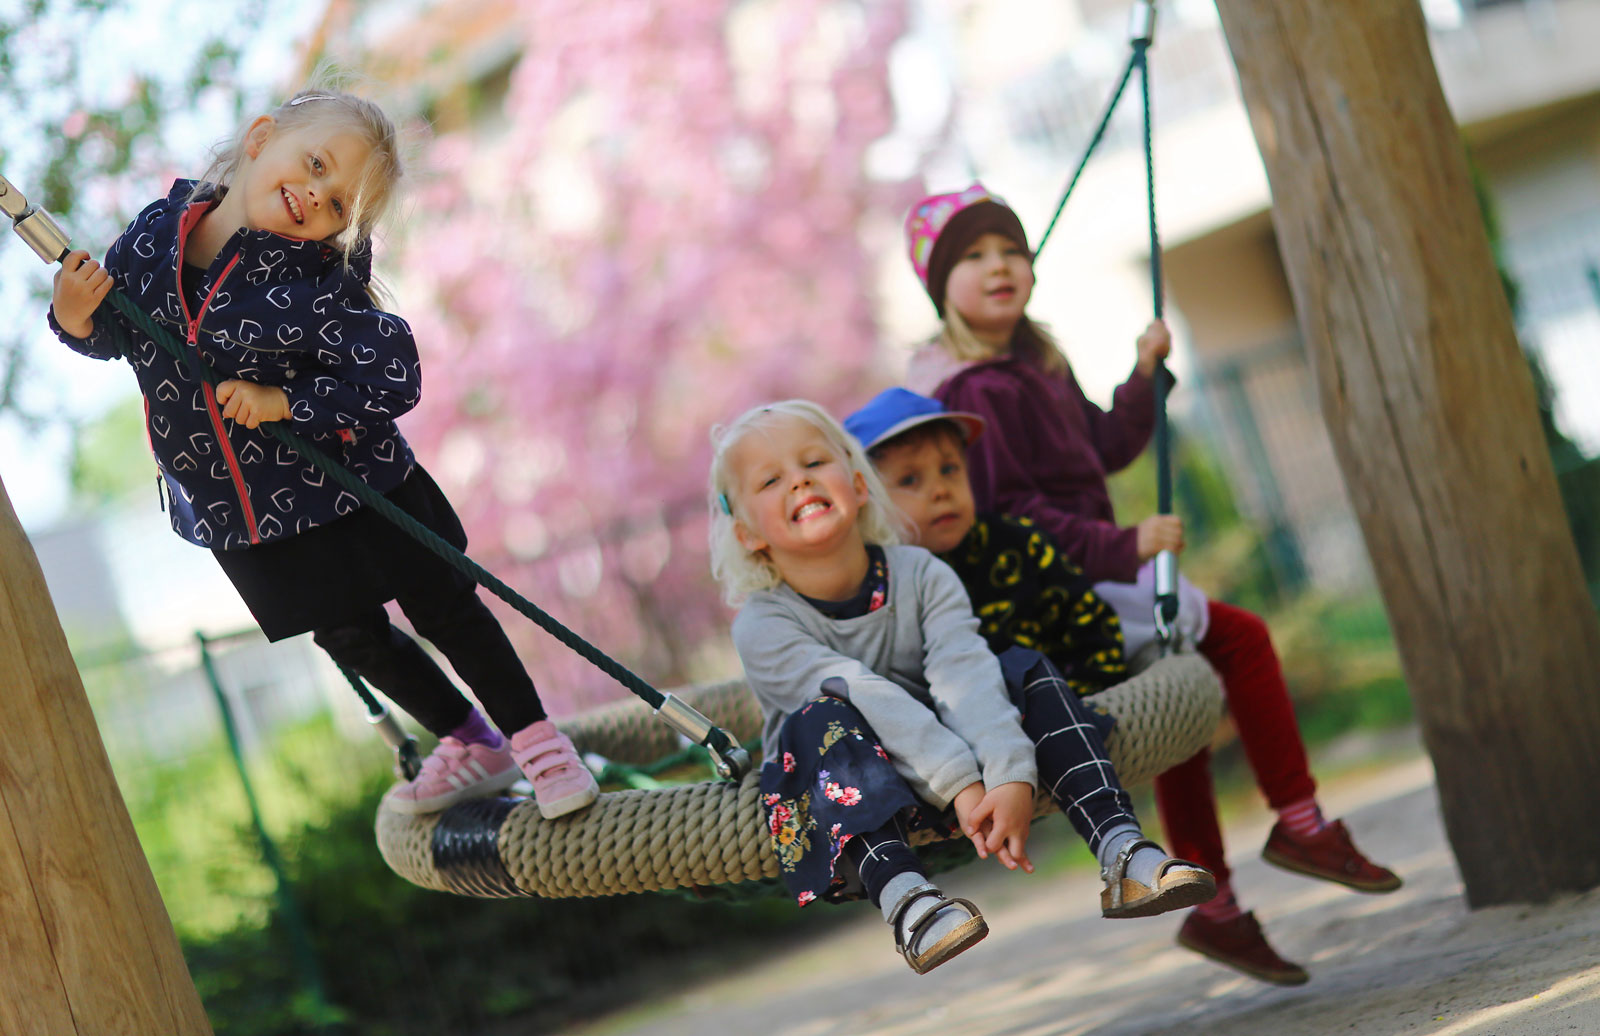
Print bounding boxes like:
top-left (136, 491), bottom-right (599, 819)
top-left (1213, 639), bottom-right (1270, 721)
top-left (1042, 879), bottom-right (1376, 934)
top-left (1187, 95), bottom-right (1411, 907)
top-left (1154, 600), bottom-right (1315, 886)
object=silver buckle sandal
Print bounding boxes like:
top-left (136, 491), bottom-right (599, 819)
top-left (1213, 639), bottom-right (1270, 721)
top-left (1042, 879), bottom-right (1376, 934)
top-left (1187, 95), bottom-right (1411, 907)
top-left (886, 881), bottom-right (989, 974)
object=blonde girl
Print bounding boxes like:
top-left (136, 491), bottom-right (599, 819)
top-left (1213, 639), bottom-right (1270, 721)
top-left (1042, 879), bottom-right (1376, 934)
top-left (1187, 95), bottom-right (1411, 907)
top-left (49, 86), bottom-right (597, 820)
top-left (709, 399), bottom-right (1211, 975)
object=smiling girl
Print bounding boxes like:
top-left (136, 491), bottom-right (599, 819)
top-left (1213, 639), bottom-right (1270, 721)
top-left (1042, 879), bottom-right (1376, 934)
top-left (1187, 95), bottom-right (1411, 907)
top-left (707, 399), bottom-right (1210, 975)
top-left (48, 86), bottom-right (597, 820)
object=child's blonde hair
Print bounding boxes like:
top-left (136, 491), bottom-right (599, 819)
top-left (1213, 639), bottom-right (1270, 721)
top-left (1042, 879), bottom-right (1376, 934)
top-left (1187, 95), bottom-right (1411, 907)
top-left (708, 399), bottom-right (904, 605)
top-left (938, 307), bottom-right (1068, 378)
top-left (190, 84), bottom-right (403, 257)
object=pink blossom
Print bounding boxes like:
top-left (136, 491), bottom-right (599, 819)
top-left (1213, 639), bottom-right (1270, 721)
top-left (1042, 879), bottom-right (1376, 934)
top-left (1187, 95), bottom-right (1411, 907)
top-left (373, 1), bottom-right (914, 714)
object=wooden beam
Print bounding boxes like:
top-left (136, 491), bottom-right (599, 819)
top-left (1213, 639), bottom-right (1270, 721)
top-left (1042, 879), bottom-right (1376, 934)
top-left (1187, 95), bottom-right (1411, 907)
top-left (1212, 0), bottom-right (1600, 905)
top-left (0, 473), bottom-right (211, 1034)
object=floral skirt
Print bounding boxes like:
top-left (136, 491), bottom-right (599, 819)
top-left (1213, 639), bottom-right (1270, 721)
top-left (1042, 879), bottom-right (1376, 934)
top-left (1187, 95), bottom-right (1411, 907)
top-left (760, 695), bottom-right (952, 907)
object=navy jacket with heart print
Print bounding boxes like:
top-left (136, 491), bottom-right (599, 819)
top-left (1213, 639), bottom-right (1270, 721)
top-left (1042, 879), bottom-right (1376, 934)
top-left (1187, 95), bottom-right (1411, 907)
top-left (50, 180), bottom-right (420, 550)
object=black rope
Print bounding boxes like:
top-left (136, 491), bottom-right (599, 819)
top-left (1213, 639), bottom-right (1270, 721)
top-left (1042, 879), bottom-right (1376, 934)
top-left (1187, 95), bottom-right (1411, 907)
top-left (98, 289), bottom-right (747, 773)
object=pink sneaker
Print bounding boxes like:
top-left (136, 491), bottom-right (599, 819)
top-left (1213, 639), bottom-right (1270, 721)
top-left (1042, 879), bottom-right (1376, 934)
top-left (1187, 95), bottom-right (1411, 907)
top-left (386, 736), bottom-right (519, 815)
top-left (510, 719), bottom-right (599, 819)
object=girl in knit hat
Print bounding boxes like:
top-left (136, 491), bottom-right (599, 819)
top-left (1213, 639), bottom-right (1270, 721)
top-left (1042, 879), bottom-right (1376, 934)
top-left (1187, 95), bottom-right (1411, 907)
top-left (900, 183), bottom-right (1401, 987)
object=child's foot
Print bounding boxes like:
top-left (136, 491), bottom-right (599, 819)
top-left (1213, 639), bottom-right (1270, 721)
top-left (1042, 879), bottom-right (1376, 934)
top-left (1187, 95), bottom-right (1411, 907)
top-left (1262, 819), bottom-right (1402, 892)
top-left (510, 719), bottom-right (599, 819)
top-left (1100, 838), bottom-right (1217, 919)
top-left (1177, 909), bottom-right (1310, 986)
top-left (886, 882), bottom-right (988, 975)
top-left (386, 736), bottom-right (519, 815)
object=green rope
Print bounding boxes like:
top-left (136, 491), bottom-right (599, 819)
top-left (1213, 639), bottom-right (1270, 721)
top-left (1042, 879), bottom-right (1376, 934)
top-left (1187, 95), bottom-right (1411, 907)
top-left (1033, 46), bottom-right (1140, 259)
top-left (1027, 23), bottom-right (1177, 631)
top-left (1134, 40), bottom-right (1179, 630)
top-left (98, 290), bottom-right (748, 773)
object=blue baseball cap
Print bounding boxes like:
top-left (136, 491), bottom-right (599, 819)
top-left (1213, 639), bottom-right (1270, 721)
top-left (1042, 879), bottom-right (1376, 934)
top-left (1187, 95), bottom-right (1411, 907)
top-left (843, 387), bottom-right (986, 453)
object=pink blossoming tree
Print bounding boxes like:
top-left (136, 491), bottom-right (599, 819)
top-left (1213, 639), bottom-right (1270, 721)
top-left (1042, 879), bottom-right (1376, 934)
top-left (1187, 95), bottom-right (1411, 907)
top-left (380, 0), bottom-right (918, 714)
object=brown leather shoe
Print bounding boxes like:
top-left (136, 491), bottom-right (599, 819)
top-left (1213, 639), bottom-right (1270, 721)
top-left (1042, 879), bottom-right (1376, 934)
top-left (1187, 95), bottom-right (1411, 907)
top-left (1177, 910), bottom-right (1310, 986)
top-left (1262, 819), bottom-right (1403, 893)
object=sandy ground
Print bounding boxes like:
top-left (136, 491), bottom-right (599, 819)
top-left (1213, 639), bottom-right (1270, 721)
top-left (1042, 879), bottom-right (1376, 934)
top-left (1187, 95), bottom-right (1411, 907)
top-left (571, 733), bottom-right (1600, 1036)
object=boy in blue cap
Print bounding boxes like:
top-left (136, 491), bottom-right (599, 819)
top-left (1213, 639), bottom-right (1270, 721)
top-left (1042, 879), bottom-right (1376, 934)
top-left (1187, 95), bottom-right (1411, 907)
top-left (845, 388), bottom-right (1129, 697)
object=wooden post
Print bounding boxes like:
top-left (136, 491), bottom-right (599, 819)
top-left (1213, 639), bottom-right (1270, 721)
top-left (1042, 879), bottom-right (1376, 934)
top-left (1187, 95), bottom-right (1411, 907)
top-left (1211, 0), bottom-right (1600, 905)
top-left (0, 473), bottom-right (212, 1034)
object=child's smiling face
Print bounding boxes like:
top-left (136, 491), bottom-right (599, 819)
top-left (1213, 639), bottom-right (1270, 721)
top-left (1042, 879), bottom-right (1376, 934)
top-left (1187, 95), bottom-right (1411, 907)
top-left (944, 231), bottom-right (1034, 342)
top-left (727, 414), bottom-right (869, 565)
top-left (233, 118), bottom-right (372, 242)
top-left (872, 424), bottom-right (976, 556)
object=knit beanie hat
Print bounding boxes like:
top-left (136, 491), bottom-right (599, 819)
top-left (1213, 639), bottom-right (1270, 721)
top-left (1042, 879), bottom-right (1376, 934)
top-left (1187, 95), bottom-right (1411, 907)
top-left (904, 182), bottom-right (1031, 315)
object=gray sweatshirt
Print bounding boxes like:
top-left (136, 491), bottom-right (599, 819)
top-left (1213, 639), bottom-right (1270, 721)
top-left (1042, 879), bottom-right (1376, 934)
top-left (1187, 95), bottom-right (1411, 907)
top-left (731, 544), bottom-right (1038, 809)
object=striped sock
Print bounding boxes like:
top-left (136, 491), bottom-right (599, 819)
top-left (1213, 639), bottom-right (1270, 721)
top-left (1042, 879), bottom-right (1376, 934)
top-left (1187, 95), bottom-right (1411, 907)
top-left (1193, 878), bottom-right (1243, 923)
top-left (1276, 796), bottom-right (1329, 839)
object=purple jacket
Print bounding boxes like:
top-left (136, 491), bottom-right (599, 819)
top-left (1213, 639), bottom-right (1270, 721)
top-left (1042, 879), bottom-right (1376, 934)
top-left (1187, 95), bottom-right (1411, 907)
top-left (930, 354), bottom-right (1155, 583)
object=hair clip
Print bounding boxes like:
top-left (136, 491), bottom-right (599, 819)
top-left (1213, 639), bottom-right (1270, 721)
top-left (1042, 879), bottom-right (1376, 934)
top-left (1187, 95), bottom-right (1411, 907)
top-left (718, 492), bottom-right (732, 516)
top-left (288, 93), bottom-right (338, 106)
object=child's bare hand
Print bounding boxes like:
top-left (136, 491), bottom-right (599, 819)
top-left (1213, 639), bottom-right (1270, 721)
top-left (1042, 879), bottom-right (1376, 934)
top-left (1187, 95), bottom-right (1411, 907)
top-left (217, 380), bottom-right (291, 429)
top-left (951, 781), bottom-right (989, 858)
top-left (1135, 514), bottom-right (1185, 561)
top-left (968, 782), bottom-right (1036, 873)
top-left (1135, 319), bottom-right (1172, 378)
top-left (52, 249), bottom-right (113, 339)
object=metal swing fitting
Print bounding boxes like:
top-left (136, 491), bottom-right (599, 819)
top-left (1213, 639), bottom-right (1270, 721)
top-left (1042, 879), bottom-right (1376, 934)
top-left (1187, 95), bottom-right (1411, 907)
top-left (656, 693), bottom-right (751, 781)
top-left (365, 700), bottom-right (424, 781)
top-left (0, 173), bottom-right (72, 264)
top-left (1153, 547), bottom-right (1179, 651)
top-left (1128, 0), bottom-right (1156, 45)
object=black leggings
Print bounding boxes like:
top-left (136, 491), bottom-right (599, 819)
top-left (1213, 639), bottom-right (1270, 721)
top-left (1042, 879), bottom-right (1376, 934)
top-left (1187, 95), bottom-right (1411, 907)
top-left (313, 579), bottom-right (545, 738)
top-left (842, 651), bottom-right (1138, 907)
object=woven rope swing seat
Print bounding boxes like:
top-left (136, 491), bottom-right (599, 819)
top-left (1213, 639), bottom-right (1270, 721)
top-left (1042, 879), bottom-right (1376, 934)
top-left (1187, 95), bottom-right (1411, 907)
top-left (375, 653), bottom-right (1224, 900)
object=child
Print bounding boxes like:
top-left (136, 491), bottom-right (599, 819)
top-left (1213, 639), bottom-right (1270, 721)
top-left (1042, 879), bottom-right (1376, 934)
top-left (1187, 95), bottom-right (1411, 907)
top-left (708, 399), bottom-right (1213, 975)
top-left (899, 183), bottom-right (1401, 985)
top-left (845, 387), bottom-right (1127, 700)
top-left (48, 87), bottom-right (598, 820)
